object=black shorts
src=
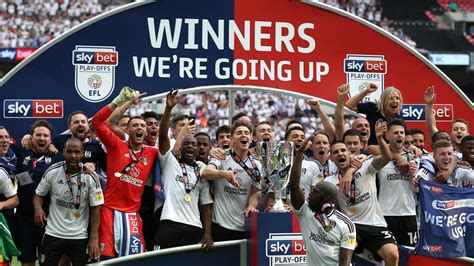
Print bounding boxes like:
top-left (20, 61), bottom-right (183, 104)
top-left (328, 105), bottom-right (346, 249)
top-left (153, 220), bottom-right (202, 249)
top-left (354, 224), bottom-right (397, 260)
top-left (39, 234), bottom-right (88, 266)
top-left (385, 216), bottom-right (418, 247)
top-left (14, 215), bottom-right (45, 263)
top-left (211, 222), bottom-right (245, 242)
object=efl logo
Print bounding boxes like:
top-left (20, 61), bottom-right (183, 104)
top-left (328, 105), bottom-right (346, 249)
top-left (72, 51), bottom-right (118, 65)
top-left (72, 45), bottom-right (118, 103)
top-left (401, 104), bottom-right (453, 122)
top-left (344, 59), bottom-right (387, 73)
top-left (3, 99), bottom-right (63, 119)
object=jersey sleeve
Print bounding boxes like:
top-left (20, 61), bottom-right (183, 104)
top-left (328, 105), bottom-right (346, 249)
top-left (294, 202), bottom-right (310, 217)
top-left (198, 179), bottom-right (213, 205)
top-left (35, 171), bottom-right (52, 197)
top-left (91, 106), bottom-right (120, 149)
top-left (340, 218), bottom-right (357, 250)
top-left (0, 169), bottom-right (16, 198)
top-left (87, 172), bottom-right (104, 207)
top-left (208, 158), bottom-right (222, 170)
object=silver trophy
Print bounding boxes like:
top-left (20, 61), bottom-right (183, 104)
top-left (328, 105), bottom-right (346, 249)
top-left (257, 141), bottom-right (294, 212)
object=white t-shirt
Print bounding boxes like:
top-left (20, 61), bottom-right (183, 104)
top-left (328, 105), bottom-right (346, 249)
top-left (295, 203), bottom-right (356, 266)
top-left (377, 151), bottom-right (416, 216)
top-left (325, 158), bottom-right (387, 227)
top-left (159, 151), bottom-right (213, 228)
top-left (284, 157), bottom-right (321, 200)
top-left (35, 162), bottom-right (104, 239)
top-left (0, 168), bottom-right (16, 198)
top-left (318, 159), bottom-right (338, 180)
top-left (209, 152), bottom-right (262, 231)
top-left (416, 159), bottom-right (474, 188)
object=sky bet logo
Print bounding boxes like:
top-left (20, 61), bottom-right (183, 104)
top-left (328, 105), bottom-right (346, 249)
top-left (266, 237), bottom-right (306, 256)
top-left (344, 59), bottom-right (387, 73)
top-left (3, 99), bottom-right (63, 118)
top-left (72, 50), bottom-right (118, 65)
top-left (401, 104), bottom-right (453, 122)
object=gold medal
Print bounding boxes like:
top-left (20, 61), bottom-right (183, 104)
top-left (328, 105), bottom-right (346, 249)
top-left (114, 172), bottom-right (122, 177)
top-left (351, 206), bottom-right (357, 214)
top-left (74, 211), bottom-right (81, 219)
top-left (324, 224), bottom-right (332, 232)
top-left (184, 194), bottom-right (192, 202)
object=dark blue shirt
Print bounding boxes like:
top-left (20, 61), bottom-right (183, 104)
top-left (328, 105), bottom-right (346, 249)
top-left (12, 144), bottom-right (62, 217)
top-left (357, 102), bottom-right (401, 145)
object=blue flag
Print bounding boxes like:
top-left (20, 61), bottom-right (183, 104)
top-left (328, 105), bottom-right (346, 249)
top-left (416, 179), bottom-right (474, 258)
top-left (153, 158), bottom-right (165, 208)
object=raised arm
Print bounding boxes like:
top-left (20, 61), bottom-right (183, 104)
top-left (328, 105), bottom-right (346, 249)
top-left (372, 121), bottom-right (392, 171)
top-left (424, 85), bottom-right (438, 141)
top-left (344, 83), bottom-right (378, 111)
top-left (159, 90), bottom-right (180, 155)
top-left (289, 136), bottom-right (311, 210)
top-left (307, 99), bottom-right (336, 142)
top-left (335, 84), bottom-right (350, 141)
top-left (104, 101), bottom-right (133, 140)
top-left (201, 164), bottom-right (239, 187)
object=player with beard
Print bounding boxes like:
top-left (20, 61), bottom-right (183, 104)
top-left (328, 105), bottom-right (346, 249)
top-left (325, 122), bottom-right (399, 266)
top-left (12, 120), bottom-right (62, 266)
top-left (425, 86), bottom-right (470, 155)
top-left (312, 132), bottom-right (338, 179)
top-left (377, 119), bottom-right (418, 247)
top-left (195, 132), bottom-right (212, 164)
top-left (265, 127), bottom-right (322, 211)
top-left (345, 83), bottom-right (403, 145)
top-left (461, 136), bottom-right (474, 169)
top-left (289, 137), bottom-right (355, 266)
top-left (202, 120), bottom-right (262, 241)
top-left (92, 88), bottom-right (159, 258)
top-left (411, 140), bottom-right (474, 189)
top-left (409, 128), bottom-right (429, 155)
top-left (153, 90), bottom-right (213, 249)
top-left (104, 102), bottom-right (161, 252)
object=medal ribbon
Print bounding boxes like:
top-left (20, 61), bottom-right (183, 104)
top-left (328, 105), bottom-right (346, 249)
top-left (314, 203), bottom-right (335, 230)
top-left (338, 171), bottom-right (356, 205)
top-left (179, 162), bottom-right (200, 193)
top-left (118, 146), bottom-right (143, 176)
top-left (64, 166), bottom-right (82, 210)
top-left (230, 149), bottom-right (264, 183)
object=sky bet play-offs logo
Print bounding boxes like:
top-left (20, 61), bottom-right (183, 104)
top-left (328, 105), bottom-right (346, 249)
top-left (266, 233), bottom-right (306, 265)
top-left (401, 104), bottom-right (453, 122)
top-left (3, 99), bottom-right (63, 119)
top-left (72, 45), bottom-right (118, 103)
top-left (344, 54), bottom-right (387, 103)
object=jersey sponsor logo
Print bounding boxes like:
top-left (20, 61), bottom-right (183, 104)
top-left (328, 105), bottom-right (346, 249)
top-left (344, 54), bottom-right (386, 103)
top-left (265, 233), bottom-right (306, 265)
top-left (346, 192), bottom-right (370, 207)
top-left (72, 45), bottom-right (118, 103)
top-left (56, 198), bottom-right (75, 209)
top-left (3, 99), bottom-right (63, 119)
top-left (119, 174), bottom-right (143, 187)
top-left (310, 230), bottom-right (338, 246)
top-left (386, 173), bottom-right (410, 181)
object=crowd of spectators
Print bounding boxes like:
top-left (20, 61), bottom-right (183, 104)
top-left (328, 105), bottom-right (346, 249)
top-left (0, 0), bottom-right (131, 48)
